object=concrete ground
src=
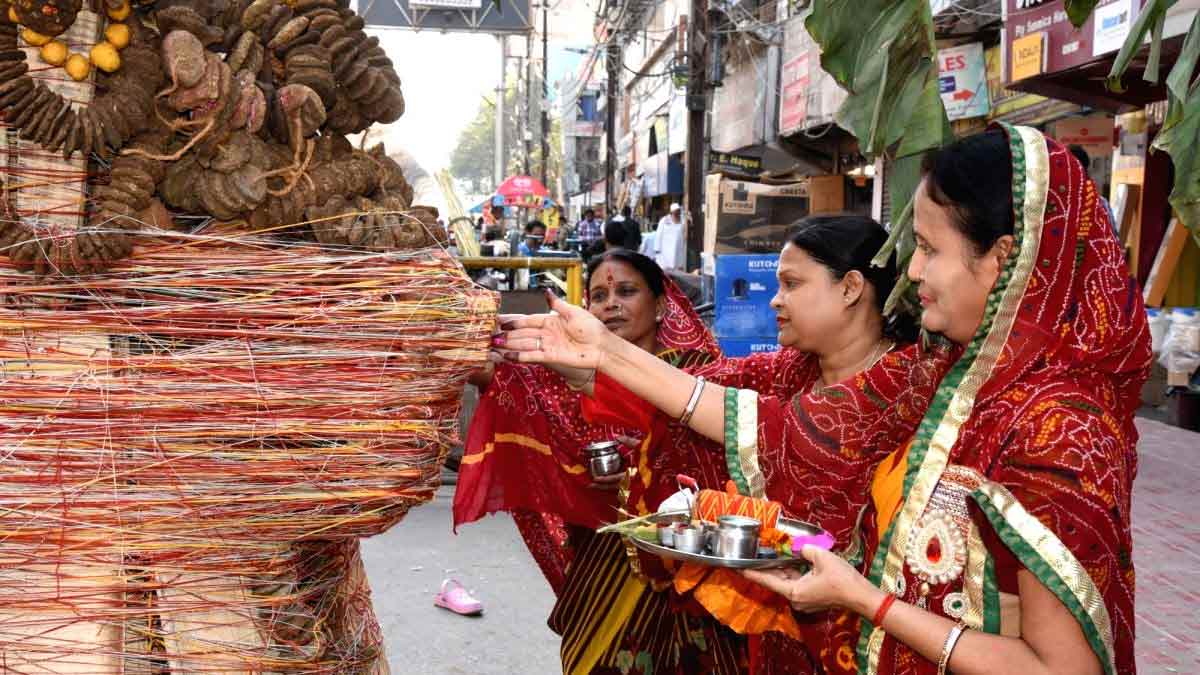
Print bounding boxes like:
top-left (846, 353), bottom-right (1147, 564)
top-left (362, 417), bottom-right (1200, 674)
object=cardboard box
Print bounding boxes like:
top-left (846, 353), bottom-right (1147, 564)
top-left (718, 336), bottom-right (781, 358)
top-left (714, 254), bottom-right (780, 338)
top-left (808, 174), bottom-right (846, 214)
top-left (1167, 369), bottom-right (1195, 388)
top-left (704, 174), bottom-right (809, 254)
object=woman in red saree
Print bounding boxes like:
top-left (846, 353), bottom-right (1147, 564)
top-left (499, 125), bottom-right (1150, 674)
top-left (454, 249), bottom-right (744, 673)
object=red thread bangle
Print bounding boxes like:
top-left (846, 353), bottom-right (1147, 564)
top-left (872, 593), bottom-right (897, 627)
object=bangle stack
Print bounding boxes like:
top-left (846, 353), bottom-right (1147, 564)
top-left (678, 376), bottom-right (706, 426)
top-left (937, 622), bottom-right (969, 675)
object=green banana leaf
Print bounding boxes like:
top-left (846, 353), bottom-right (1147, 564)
top-left (1106, 8), bottom-right (1200, 245)
top-left (1105, 0), bottom-right (1177, 91)
top-left (806, 0), bottom-right (953, 312)
top-left (1149, 13), bottom-right (1200, 243)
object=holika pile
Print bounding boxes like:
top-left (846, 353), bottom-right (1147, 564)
top-left (0, 0), bottom-right (493, 671)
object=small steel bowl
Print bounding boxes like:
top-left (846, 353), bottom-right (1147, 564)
top-left (674, 526), bottom-right (705, 554)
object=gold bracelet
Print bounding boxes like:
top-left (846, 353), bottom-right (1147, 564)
top-left (937, 621), bottom-right (969, 675)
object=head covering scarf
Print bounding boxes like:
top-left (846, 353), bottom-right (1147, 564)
top-left (452, 277), bottom-right (720, 591)
top-left (843, 124), bottom-right (1150, 674)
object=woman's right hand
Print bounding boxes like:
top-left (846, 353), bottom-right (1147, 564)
top-left (493, 290), bottom-right (611, 370)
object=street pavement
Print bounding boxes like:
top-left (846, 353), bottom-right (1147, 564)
top-left (361, 486), bottom-right (560, 674)
top-left (363, 417), bottom-right (1200, 674)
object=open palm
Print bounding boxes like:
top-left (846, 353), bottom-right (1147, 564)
top-left (498, 290), bottom-right (610, 370)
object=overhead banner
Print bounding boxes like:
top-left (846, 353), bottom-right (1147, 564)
top-left (779, 16), bottom-right (811, 136)
top-left (938, 43), bottom-right (990, 120)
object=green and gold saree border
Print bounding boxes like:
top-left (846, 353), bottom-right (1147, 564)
top-left (724, 387), bottom-right (765, 498)
top-left (857, 124), bottom-right (1049, 672)
top-left (971, 481), bottom-right (1116, 675)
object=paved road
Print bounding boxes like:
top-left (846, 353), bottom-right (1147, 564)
top-left (361, 485), bottom-right (560, 674)
top-left (364, 418), bottom-right (1200, 674)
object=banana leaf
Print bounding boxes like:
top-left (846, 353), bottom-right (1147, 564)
top-left (806, 0), bottom-right (953, 312)
top-left (1150, 13), bottom-right (1200, 243)
top-left (1105, 0), bottom-right (1177, 91)
top-left (1107, 8), bottom-right (1200, 245)
top-left (1065, 0), bottom-right (1103, 27)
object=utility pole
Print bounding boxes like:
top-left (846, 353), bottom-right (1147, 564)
top-left (523, 34), bottom-right (533, 176)
top-left (495, 35), bottom-right (507, 191)
top-left (540, 3), bottom-right (549, 188)
top-left (684, 0), bottom-right (708, 271)
top-left (604, 37), bottom-right (620, 215)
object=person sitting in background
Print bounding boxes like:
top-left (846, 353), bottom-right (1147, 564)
top-left (519, 220), bottom-right (547, 256)
top-left (654, 203), bottom-right (687, 271)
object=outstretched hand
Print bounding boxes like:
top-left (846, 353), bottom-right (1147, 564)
top-left (492, 290), bottom-right (612, 370)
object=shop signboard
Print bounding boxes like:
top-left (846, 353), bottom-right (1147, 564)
top-left (938, 42), bottom-right (990, 120)
top-left (1004, 0), bottom-right (1143, 84)
top-left (777, 12), bottom-right (846, 136)
top-left (709, 151), bottom-right (763, 176)
top-left (779, 16), bottom-right (811, 136)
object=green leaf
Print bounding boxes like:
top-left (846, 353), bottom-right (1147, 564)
top-left (1164, 11), bottom-right (1200, 105)
top-left (1152, 13), bottom-right (1200, 244)
top-left (1107, 0), bottom-right (1177, 90)
top-left (1144, 7), bottom-right (1167, 83)
top-left (1065, 0), bottom-right (1102, 28)
top-left (806, 0), bottom-right (946, 158)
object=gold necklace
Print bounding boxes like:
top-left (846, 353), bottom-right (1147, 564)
top-left (811, 338), bottom-right (894, 393)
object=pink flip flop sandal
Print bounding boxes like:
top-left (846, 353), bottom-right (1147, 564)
top-left (434, 579), bottom-right (484, 616)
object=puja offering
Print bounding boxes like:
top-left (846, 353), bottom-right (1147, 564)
top-left (600, 479), bottom-right (834, 570)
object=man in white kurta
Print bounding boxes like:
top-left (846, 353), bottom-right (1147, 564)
top-left (654, 203), bottom-right (686, 271)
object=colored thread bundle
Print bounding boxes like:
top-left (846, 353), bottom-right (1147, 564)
top-left (0, 229), bottom-right (496, 672)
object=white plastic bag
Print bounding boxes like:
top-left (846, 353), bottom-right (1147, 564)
top-left (1159, 308), bottom-right (1200, 377)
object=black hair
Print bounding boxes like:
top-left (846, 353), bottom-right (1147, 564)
top-left (920, 128), bottom-right (1015, 256)
top-left (524, 220), bottom-right (546, 234)
top-left (604, 219), bottom-right (642, 250)
top-left (621, 205), bottom-right (633, 218)
top-left (1068, 144), bottom-right (1090, 170)
top-left (583, 208), bottom-right (595, 218)
top-left (586, 248), bottom-right (666, 298)
top-left (788, 215), bottom-right (919, 343)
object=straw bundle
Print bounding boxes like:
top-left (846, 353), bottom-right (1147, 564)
top-left (0, 229), bottom-right (495, 672)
